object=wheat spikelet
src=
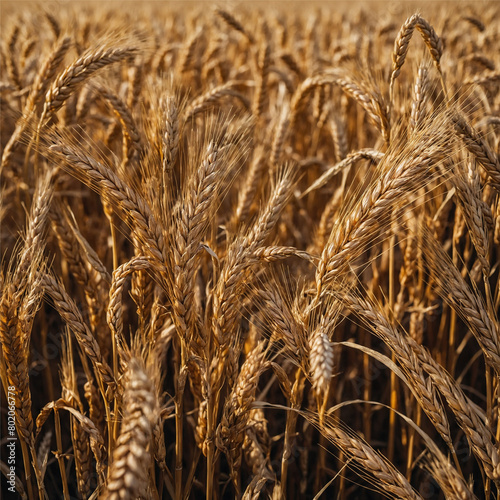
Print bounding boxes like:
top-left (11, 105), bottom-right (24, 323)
top-left (315, 119), bottom-right (450, 296)
top-left (462, 15), bottom-right (486, 32)
top-left (390, 14), bottom-right (420, 95)
top-left (84, 377), bottom-right (105, 441)
top-left (35, 399), bottom-right (105, 483)
top-left (259, 286), bottom-right (303, 357)
top-left (421, 226), bottom-right (500, 371)
top-left (302, 149), bottom-right (384, 197)
top-left (294, 70), bottom-right (390, 142)
top-left (36, 430), bottom-right (52, 481)
top-left (50, 201), bottom-right (109, 349)
top-left (314, 187), bottom-right (344, 250)
top-left (452, 160), bottom-right (491, 275)
top-left (0, 35), bottom-right (72, 171)
top-left (179, 26), bottom-right (203, 74)
top-left (280, 52), bottom-right (302, 78)
top-left (316, 412), bottom-right (423, 500)
top-left (11, 170), bottom-right (55, 294)
top-left (162, 95), bottom-right (179, 176)
top-left (233, 147), bottom-right (266, 227)
top-left (394, 229), bottom-right (419, 322)
top-left (462, 52), bottom-right (496, 72)
top-left (126, 59), bottom-right (142, 110)
top-left (341, 292), bottom-right (454, 451)
top-left (0, 170), bottom-right (54, 455)
top-left (45, 12), bottom-right (61, 40)
top-left (465, 70), bottom-right (500, 86)
top-left (243, 409), bottom-right (272, 476)
top-left (390, 14), bottom-right (444, 102)
top-left (247, 172), bottom-right (294, 247)
top-left (19, 38), bottom-right (36, 74)
top-left (0, 283), bottom-right (35, 447)
top-left (107, 256), bottom-right (153, 358)
top-left (170, 140), bottom-right (226, 349)
top-left (29, 36), bottom-right (72, 109)
top-left (424, 455), bottom-right (477, 500)
top-left (60, 337), bottom-right (93, 498)
top-left (251, 245), bottom-right (314, 263)
top-left (343, 290), bottom-right (500, 482)
top-left (309, 322), bottom-right (334, 398)
top-left (241, 469), bottom-right (271, 500)
top-left (329, 114), bottom-right (349, 162)
top-left (415, 17), bottom-right (444, 74)
top-left (271, 104), bottom-right (290, 168)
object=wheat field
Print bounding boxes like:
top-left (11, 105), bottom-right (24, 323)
top-left (0, 1), bottom-right (499, 498)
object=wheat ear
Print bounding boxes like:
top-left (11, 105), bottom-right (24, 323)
top-left (1, 36), bottom-right (71, 171)
top-left (452, 113), bottom-right (500, 193)
top-left (216, 342), bottom-right (268, 494)
top-left (101, 358), bottom-right (157, 499)
top-left (41, 46), bottom-right (136, 122)
top-left (48, 141), bottom-right (167, 266)
top-left (41, 274), bottom-right (115, 391)
top-left (215, 8), bottom-right (255, 44)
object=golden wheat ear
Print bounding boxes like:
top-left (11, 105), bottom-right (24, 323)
top-left (100, 358), bottom-right (158, 499)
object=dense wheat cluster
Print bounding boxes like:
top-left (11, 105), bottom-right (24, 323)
top-left (1, 1), bottom-right (500, 498)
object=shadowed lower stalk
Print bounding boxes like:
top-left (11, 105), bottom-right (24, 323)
top-left (54, 408), bottom-right (70, 499)
top-left (206, 392), bottom-right (215, 500)
top-left (281, 368), bottom-right (305, 499)
top-left (388, 229), bottom-right (397, 464)
top-left (175, 366), bottom-right (187, 500)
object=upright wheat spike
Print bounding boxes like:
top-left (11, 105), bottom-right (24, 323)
top-left (253, 42), bottom-right (271, 119)
top-left (100, 358), bottom-right (158, 499)
top-left (162, 96), bottom-right (180, 176)
top-left (1, 36), bottom-right (71, 171)
top-left (215, 8), bottom-right (255, 44)
top-left (6, 25), bottom-right (21, 91)
top-left (409, 63), bottom-right (430, 133)
top-left (216, 342), bottom-right (268, 494)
